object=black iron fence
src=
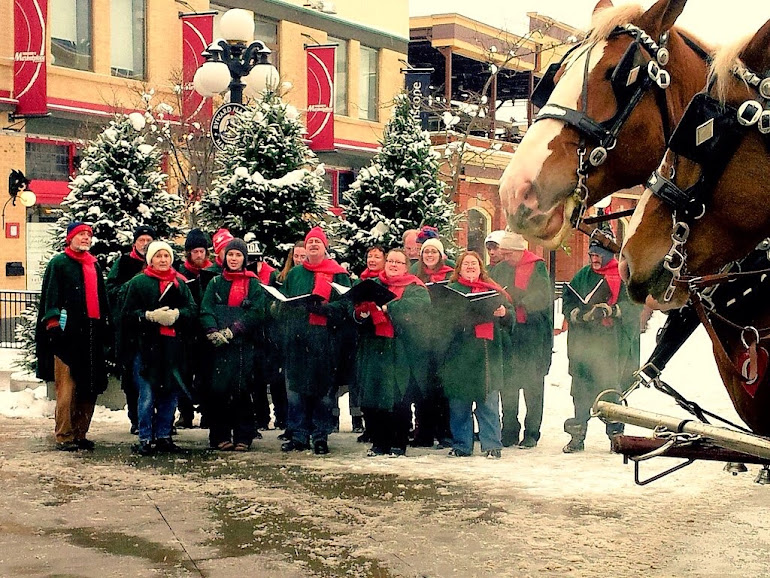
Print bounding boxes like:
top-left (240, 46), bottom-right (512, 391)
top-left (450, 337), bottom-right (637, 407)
top-left (0, 290), bottom-right (39, 348)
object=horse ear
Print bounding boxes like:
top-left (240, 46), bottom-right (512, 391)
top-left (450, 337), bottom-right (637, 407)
top-left (637, 0), bottom-right (688, 37)
top-left (739, 19), bottom-right (770, 73)
top-left (592, 0), bottom-right (614, 17)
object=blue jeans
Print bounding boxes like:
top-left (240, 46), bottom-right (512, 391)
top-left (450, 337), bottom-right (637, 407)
top-left (449, 391), bottom-right (502, 454)
top-left (133, 355), bottom-right (178, 443)
top-left (286, 386), bottom-right (336, 445)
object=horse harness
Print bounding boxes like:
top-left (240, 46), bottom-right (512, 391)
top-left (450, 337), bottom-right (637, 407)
top-left (648, 61), bottom-right (770, 303)
top-left (531, 23), bottom-right (686, 227)
top-left (645, 61), bottom-right (770, 391)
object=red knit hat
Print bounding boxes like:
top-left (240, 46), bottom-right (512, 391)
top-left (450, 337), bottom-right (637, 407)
top-left (65, 222), bottom-right (93, 244)
top-left (304, 226), bottom-right (328, 248)
top-left (212, 228), bottom-right (234, 254)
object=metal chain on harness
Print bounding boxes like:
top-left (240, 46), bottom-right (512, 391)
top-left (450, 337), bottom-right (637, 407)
top-left (570, 145), bottom-right (590, 227)
top-left (662, 215), bottom-right (690, 302)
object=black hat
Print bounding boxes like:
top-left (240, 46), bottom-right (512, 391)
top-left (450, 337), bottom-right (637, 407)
top-left (223, 238), bottom-right (249, 271)
top-left (588, 240), bottom-right (616, 265)
top-left (133, 224), bottom-right (156, 242)
top-left (185, 228), bottom-right (210, 252)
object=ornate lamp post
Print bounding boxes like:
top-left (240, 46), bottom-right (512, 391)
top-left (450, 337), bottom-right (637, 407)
top-left (193, 9), bottom-right (279, 104)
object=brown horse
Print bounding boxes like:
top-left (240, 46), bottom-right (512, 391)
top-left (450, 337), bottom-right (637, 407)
top-left (499, 0), bottom-right (710, 249)
top-left (620, 20), bottom-right (770, 436)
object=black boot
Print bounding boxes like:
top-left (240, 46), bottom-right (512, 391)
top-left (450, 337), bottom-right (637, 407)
top-left (563, 418), bottom-right (587, 453)
top-left (351, 415), bottom-right (364, 434)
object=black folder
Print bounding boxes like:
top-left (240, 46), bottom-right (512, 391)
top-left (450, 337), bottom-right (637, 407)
top-left (331, 280), bottom-right (396, 307)
top-left (434, 284), bottom-right (507, 319)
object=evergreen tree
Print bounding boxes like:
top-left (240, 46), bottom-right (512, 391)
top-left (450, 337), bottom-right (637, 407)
top-left (16, 109), bottom-right (181, 374)
top-left (329, 93), bottom-right (458, 273)
top-left (198, 91), bottom-right (328, 264)
top-left (52, 111), bottom-right (182, 267)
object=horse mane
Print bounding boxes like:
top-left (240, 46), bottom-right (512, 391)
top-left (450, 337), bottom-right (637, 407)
top-left (587, 4), bottom-right (644, 43)
top-left (709, 33), bottom-right (755, 103)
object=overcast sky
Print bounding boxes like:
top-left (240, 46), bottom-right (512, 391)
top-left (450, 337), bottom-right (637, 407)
top-left (409, 0), bottom-right (770, 46)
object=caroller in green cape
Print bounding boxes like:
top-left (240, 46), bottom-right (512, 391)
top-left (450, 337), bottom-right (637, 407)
top-left (200, 238), bottom-right (269, 452)
top-left (489, 232), bottom-right (553, 449)
top-left (36, 222), bottom-right (112, 451)
top-left (561, 239), bottom-right (642, 453)
top-left (354, 248), bottom-right (431, 456)
top-left (120, 241), bottom-right (197, 456)
top-left (439, 251), bottom-right (512, 459)
top-left (278, 227), bottom-right (352, 455)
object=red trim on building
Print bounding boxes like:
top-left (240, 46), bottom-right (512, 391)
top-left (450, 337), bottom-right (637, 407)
top-left (47, 97), bottom-right (180, 122)
top-left (334, 138), bottom-right (379, 151)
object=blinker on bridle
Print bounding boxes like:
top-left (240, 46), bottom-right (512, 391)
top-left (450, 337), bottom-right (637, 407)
top-left (647, 62), bottom-right (770, 302)
top-left (531, 23), bottom-right (675, 227)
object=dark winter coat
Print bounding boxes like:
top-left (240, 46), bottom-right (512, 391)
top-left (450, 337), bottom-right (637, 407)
top-left (563, 265), bottom-right (640, 393)
top-left (280, 264), bottom-right (352, 396)
top-left (490, 260), bottom-right (554, 388)
top-left (356, 282), bottom-right (431, 410)
top-left (35, 252), bottom-right (112, 396)
top-left (120, 272), bottom-right (197, 394)
top-left (199, 275), bottom-right (268, 398)
top-left (438, 281), bottom-right (512, 403)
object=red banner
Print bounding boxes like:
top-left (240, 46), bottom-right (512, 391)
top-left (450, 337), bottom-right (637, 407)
top-left (181, 12), bottom-right (215, 126)
top-left (306, 45), bottom-right (336, 151)
top-left (14, 0), bottom-right (47, 116)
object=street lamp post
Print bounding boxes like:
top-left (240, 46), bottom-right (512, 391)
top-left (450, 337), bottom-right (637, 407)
top-left (193, 9), bottom-right (279, 104)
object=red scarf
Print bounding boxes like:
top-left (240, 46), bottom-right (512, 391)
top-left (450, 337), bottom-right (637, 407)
top-left (223, 269), bottom-right (258, 307)
top-left (594, 258), bottom-right (621, 306)
top-left (64, 247), bottom-right (100, 319)
top-left (365, 271), bottom-right (425, 338)
top-left (255, 261), bottom-right (276, 285)
top-left (130, 247), bottom-right (146, 263)
top-left (512, 251), bottom-right (543, 324)
top-left (359, 267), bottom-right (382, 280)
top-left (143, 267), bottom-right (184, 337)
top-left (424, 264), bottom-right (454, 283)
top-left (184, 257), bottom-right (213, 277)
top-left (457, 276), bottom-right (510, 340)
top-left (302, 258), bottom-right (348, 326)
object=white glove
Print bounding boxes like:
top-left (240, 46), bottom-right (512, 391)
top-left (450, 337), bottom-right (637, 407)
top-left (221, 327), bottom-right (234, 340)
top-left (145, 306), bottom-right (169, 323)
top-left (155, 308), bottom-right (180, 327)
top-left (207, 331), bottom-right (229, 347)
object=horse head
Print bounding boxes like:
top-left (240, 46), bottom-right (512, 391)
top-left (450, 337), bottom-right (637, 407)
top-left (622, 18), bottom-right (770, 310)
top-left (499, 0), bottom-right (710, 249)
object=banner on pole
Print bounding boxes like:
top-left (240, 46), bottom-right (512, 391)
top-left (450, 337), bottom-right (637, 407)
top-left (404, 69), bottom-right (433, 131)
top-left (181, 12), bottom-right (215, 125)
top-left (14, 0), bottom-right (48, 117)
top-left (306, 45), bottom-right (336, 151)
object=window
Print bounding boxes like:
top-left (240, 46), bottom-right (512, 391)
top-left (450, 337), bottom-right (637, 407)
top-left (212, 7), bottom-right (280, 71)
top-left (50, 0), bottom-right (92, 71)
top-left (25, 142), bottom-right (73, 181)
top-left (359, 46), bottom-right (378, 121)
top-left (111, 0), bottom-right (145, 79)
top-left (328, 37), bottom-right (348, 116)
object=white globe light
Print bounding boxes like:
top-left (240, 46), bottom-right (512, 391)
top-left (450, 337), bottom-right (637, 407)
top-left (220, 9), bottom-right (255, 43)
top-left (244, 64), bottom-right (280, 97)
top-left (193, 67), bottom-right (219, 97)
top-left (198, 61), bottom-right (231, 95)
top-left (19, 190), bottom-right (36, 207)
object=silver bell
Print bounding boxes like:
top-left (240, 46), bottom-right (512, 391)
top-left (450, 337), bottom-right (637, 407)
top-left (755, 466), bottom-right (770, 485)
top-left (724, 461), bottom-right (748, 475)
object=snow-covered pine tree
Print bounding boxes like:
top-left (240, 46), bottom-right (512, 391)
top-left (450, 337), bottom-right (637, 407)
top-left (15, 109), bottom-right (182, 374)
top-left (197, 91), bottom-right (328, 264)
top-left (329, 93), bottom-right (458, 274)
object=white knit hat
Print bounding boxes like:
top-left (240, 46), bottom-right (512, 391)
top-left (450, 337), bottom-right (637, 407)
top-left (499, 232), bottom-right (528, 251)
top-left (420, 238), bottom-right (445, 258)
top-left (485, 230), bottom-right (506, 246)
top-left (146, 240), bottom-right (174, 265)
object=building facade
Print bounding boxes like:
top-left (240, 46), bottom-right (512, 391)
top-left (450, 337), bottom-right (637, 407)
top-left (1, 0), bottom-right (408, 290)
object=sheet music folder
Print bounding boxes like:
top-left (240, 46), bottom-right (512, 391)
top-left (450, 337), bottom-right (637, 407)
top-left (331, 280), bottom-right (396, 307)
